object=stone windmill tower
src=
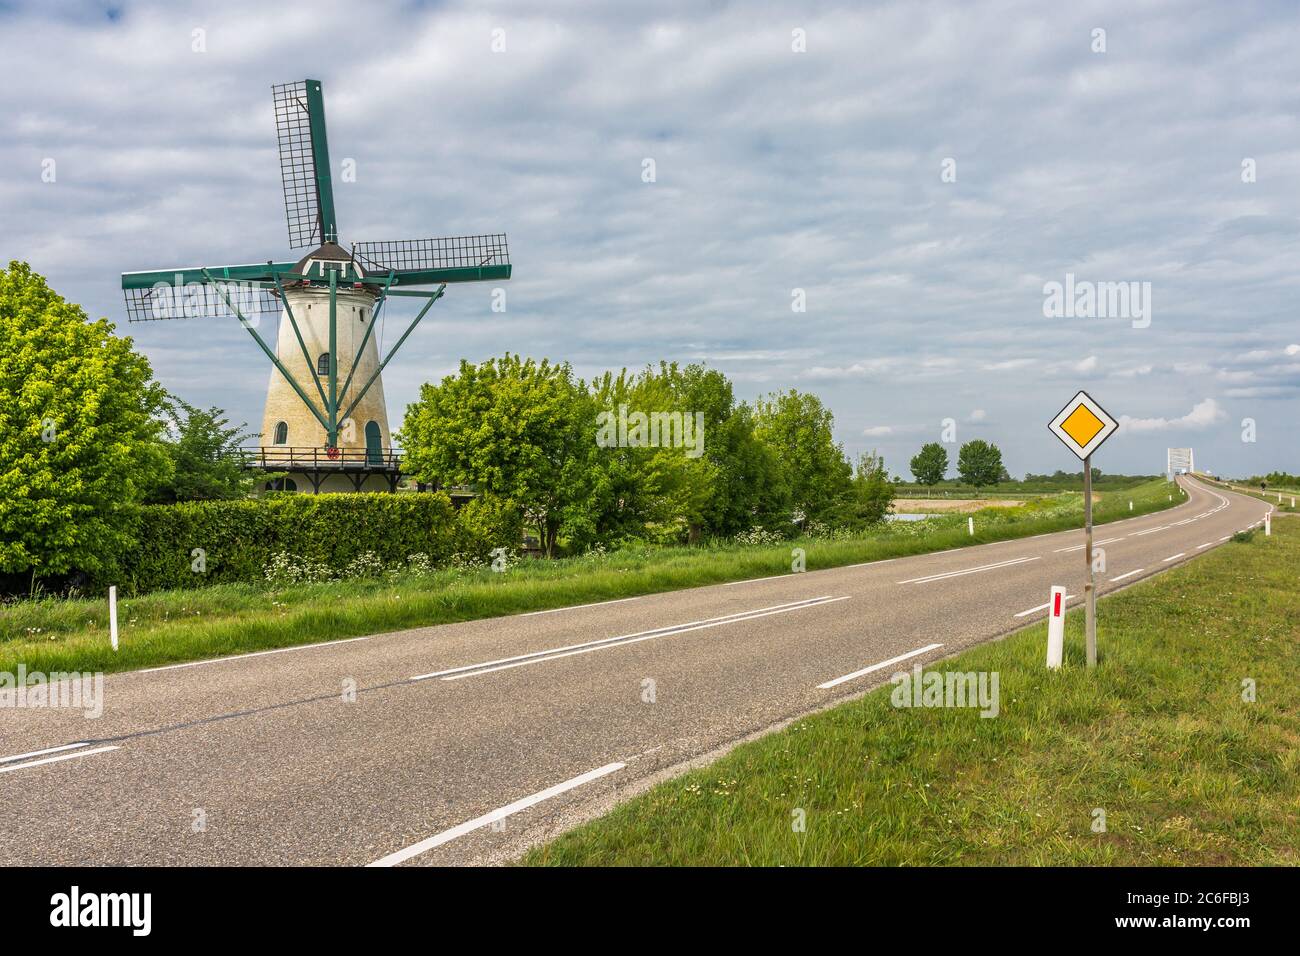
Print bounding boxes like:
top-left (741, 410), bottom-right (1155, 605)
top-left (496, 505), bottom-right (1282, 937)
top-left (120, 79), bottom-right (512, 493)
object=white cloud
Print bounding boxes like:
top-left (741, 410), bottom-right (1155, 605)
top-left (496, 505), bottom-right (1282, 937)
top-left (862, 425), bottom-right (894, 437)
top-left (1120, 398), bottom-right (1227, 433)
top-left (969, 409), bottom-right (987, 421)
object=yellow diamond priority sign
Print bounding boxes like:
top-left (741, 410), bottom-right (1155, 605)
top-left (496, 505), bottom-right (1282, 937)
top-left (1048, 390), bottom-right (1118, 460)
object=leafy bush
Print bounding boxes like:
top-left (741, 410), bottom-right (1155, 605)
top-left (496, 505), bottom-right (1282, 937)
top-left (108, 492), bottom-right (476, 594)
top-left (453, 493), bottom-right (525, 555)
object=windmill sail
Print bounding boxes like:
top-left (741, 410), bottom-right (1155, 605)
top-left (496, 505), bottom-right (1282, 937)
top-left (272, 80), bottom-right (337, 249)
top-left (123, 281), bottom-right (282, 323)
top-left (352, 235), bottom-right (511, 284)
top-left (121, 263), bottom-right (289, 323)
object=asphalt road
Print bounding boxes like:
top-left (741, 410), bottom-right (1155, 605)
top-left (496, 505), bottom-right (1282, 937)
top-left (0, 477), bottom-right (1273, 866)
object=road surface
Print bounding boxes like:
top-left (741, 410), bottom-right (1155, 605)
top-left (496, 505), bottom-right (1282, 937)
top-left (0, 477), bottom-right (1272, 865)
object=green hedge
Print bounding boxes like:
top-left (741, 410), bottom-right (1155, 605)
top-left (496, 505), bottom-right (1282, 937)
top-left (107, 492), bottom-right (496, 594)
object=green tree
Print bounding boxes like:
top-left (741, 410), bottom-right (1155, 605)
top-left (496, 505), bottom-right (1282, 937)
top-left (399, 354), bottom-right (595, 557)
top-left (0, 261), bottom-right (171, 586)
top-left (842, 450), bottom-right (895, 526)
top-left (956, 439), bottom-right (1004, 491)
top-left (666, 364), bottom-right (788, 537)
top-left (752, 389), bottom-right (853, 525)
top-left (909, 441), bottom-right (948, 486)
top-left (148, 399), bottom-right (254, 503)
top-left (587, 365), bottom-right (717, 545)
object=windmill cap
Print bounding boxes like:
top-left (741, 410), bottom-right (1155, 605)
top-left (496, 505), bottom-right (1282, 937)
top-left (293, 241), bottom-right (365, 277)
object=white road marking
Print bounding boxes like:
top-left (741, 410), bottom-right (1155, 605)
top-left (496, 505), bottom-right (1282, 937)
top-left (817, 643), bottom-right (944, 690)
top-left (366, 761), bottom-right (627, 866)
top-left (0, 745), bottom-right (119, 775)
top-left (898, 555), bottom-right (1039, 585)
top-left (1196, 543), bottom-right (1212, 550)
top-left (1052, 537), bottom-right (1121, 553)
top-left (1128, 526), bottom-right (1167, 537)
top-left (1219, 536), bottom-right (1230, 542)
top-left (1109, 568), bottom-right (1145, 582)
top-left (1162, 553), bottom-right (1186, 562)
top-left (0, 741), bottom-right (92, 765)
top-left (1015, 595), bottom-right (1075, 618)
top-left (518, 596), bottom-right (641, 616)
top-left (140, 636), bottom-right (370, 673)
top-left (724, 573), bottom-right (799, 586)
top-left (415, 596), bottom-right (848, 682)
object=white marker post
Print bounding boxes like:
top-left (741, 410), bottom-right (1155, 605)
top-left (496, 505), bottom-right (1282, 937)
top-left (109, 585), bottom-right (119, 651)
top-left (968, 516), bottom-right (974, 536)
top-left (1265, 513), bottom-right (1271, 537)
top-left (1045, 585), bottom-right (1066, 669)
top-left (1129, 500), bottom-right (1133, 511)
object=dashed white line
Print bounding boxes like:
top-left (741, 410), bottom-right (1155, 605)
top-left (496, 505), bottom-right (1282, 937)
top-left (817, 643), bottom-right (944, 690)
top-left (1162, 553), bottom-right (1186, 563)
top-left (898, 555), bottom-right (1039, 585)
top-left (1053, 537), bottom-right (1121, 554)
top-left (1195, 543), bottom-right (1212, 550)
top-left (416, 596), bottom-right (849, 682)
top-left (0, 742), bottom-right (93, 765)
top-left (366, 761), bottom-right (627, 866)
top-left (519, 596), bottom-right (641, 616)
top-left (0, 745), bottom-right (119, 775)
top-left (724, 573), bottom-right (799, 586)
top-left (1109, 568), bottom-right (1145, 582)
top-left (1129, 526), bottom-right (1167, 537)
top-left (141, 636), bottom-right (370, 673)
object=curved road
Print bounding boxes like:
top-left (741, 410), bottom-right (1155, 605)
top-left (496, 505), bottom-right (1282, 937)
top-left (0, 477), bottom-right (1273, 865)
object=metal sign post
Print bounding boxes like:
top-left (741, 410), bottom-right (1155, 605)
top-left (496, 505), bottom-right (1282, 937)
top-left (1083, 456), bottom-right (1096, 667)
top-left (1048, 391), bottom-right (1119, 670)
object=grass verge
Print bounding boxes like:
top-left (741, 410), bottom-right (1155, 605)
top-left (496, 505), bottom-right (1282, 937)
top-left (1199, 475), bottom-right (1298, 514)
top-left (524, 520), bottom-right (1299, 866)
top-left (1, 479), bottom-right (1183, 675)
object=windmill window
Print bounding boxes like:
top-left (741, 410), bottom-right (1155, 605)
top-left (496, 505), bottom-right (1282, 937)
top-left (317, 353), bottom-right (331, 375)
top-left (273, 421), bottom-right (288, 445)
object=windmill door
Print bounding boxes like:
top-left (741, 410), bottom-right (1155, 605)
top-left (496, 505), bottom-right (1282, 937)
top-left (365, 421), bottom-right (383, 465)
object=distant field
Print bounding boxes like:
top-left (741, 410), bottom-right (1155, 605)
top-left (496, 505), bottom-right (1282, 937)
top-left (894, 475), bottom-right (1160, 499)
top-left (525, 520), bottom-right (1299, 867)
top-left (895, 497), bottom-right (1025, 513)
top-left (0, 479), bottom-right (1182, 675)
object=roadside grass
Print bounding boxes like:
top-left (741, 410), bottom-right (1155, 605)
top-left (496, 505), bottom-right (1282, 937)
top-left (0, 479), bottom-right (1183, 675)
top-left (524, 521), bottom-right (1299, 866)
top-left (1201, 477), bottom-right (1299, 514)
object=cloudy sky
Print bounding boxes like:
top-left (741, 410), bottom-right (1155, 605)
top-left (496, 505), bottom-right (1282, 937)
top-left (3, 0), bottom-right (1297, 477)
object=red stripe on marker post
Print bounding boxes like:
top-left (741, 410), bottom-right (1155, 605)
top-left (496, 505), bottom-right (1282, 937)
top-left (1053, 592), bottom-right (1062, 617)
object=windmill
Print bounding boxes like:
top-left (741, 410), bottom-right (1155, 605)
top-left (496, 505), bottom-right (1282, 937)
top-left (120, 79), bottom-right (511, 493)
